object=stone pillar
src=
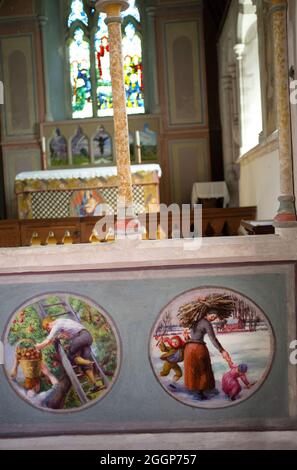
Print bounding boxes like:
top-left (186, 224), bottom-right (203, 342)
top-left (269, 0), bottom-right (297, 223)
top-left (220, 75), bottom-right (240, 207)
top-left (96, 0), bottom-right (133, 212)
top-left (234, 43), bottom-right (246, 155)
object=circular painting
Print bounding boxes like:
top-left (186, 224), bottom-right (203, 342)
top-left (149, 287), bottom-right (275, 408)
top-left (3, 293), bottom-right (120, 412)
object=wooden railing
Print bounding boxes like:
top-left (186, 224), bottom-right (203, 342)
top-left (0, 207), bottom-right (257, 248)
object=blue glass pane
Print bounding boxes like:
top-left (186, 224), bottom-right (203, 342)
top-left (68, 0), bottom-right (88, 27)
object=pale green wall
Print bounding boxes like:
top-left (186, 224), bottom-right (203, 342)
top-left (42, 0), bottom-right (68, 121)
top-left (0, 268), bottom-right (292, 436)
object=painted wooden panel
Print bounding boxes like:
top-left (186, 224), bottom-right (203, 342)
top-left (0, 34), bottom-right (38, 138)
top-left (2, 146), bottom-right (41, 217)
top-left (164, 20), bottom-right (206, 126)
top-left (0, 0), bottom-right (34, 18)
top-left (169, 139), bottom-right (210, 205)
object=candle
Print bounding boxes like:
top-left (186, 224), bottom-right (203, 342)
top-left (42, 137), bottom-right (46, 154)
top-left (41, 137), bottom-right (47, 170)
top-left (135, 131), bottom-right (141, 164)
top-left (135, 130), bottom-right (140, 147)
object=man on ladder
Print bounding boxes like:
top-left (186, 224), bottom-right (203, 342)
top-left (36, 317), bottom-right (101, 394)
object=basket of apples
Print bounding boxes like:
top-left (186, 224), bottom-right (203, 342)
top-left (16, 339), bottom-right (42, 380)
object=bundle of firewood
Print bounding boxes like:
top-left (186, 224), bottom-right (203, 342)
top-left (177, 294), bottom-right (236, 328)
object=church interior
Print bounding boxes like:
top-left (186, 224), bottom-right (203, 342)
top-left (0, 0), bottom-right (297, 449)
top-left (0, 0), bottom-right (262, 245)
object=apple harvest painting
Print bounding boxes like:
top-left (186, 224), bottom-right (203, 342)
top-left (4, 293), bottom-right (120, 412)
top-left (149, 287), bottom-right (275, 408)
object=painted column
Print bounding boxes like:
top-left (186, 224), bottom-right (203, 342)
top-left (146, 6), bottom-right (161, 114)
top-left (38, 15), bottom-right (53, 122)
top-left (269, 0), bottom-right (297, 223)
top-left (96, 0), bottom-right (133, 212)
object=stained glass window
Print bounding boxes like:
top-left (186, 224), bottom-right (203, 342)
top-left (68, 0), bottom-right (88, 27)
top-left (122, 0), bottom-right (141, 22)
top-left (67, 0), bottom-right (144, 119)
top-left (69, 29), bottom-right (92, 119)
top-left (95, 14), bottom-right (113, 116)
top-left (123, 23), bottom-right (144, 113)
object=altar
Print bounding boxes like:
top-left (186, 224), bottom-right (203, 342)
top-left (15, 164), bottom-right (161, 219)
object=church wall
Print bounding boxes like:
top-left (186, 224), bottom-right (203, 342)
top-left (0, 0), bottom-right (222, 216)
top-left (203, 0), bottom-right (225, 182)
top-left (0, 0), bottom-right (45, 217)
top-left (218, 0), bottom-right (279, 217)
top-left (155, 0), bottom-right (211, 205)
top-left (239, 137), bottom-right (280, 219)
top-left (218, 2), bottom-right (240, 207)
top-left (41, 0), bottom-right (68, 121)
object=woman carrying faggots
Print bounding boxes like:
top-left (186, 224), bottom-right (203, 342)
top-left (177, 293), bottom-right (235, 401)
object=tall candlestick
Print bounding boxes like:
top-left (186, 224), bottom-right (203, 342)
top-left (135, 130), bottom-right (142, 164)
top-left (41, 137), bottom-right (47, 170)
top-left (135, 130), bottom-right (140, 147)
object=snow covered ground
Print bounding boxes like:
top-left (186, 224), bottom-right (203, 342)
top-left (150, 330), bottom-right (273, 408)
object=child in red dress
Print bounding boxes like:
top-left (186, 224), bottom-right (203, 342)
top-left (222, 364), bottom-right (254, 401)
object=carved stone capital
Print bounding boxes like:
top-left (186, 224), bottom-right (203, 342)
top-left (105, 16), bottom-right (123, 25)
top-left (146, 6), bottom-right (157, 17)
top-left (37, 15), bottom-right (48, 28)
top-left (96, 0), bottom-right (129, 16)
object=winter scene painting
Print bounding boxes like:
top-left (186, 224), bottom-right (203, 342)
top-left (149, 287), bottom-right (275, 409)
top-left (4, 293), bottom-right (120, 412)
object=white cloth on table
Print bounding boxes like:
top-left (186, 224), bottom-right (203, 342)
top-left (191, 181), bottom-right (230, 208)
top-left (15, 164), bottom-right (162, 181)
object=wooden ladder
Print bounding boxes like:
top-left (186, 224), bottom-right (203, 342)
top-left (37, 296), bottom-right (109, 404)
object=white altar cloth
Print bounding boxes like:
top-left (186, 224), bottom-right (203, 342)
top-left (191, 181), bottom-right (230, 208)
